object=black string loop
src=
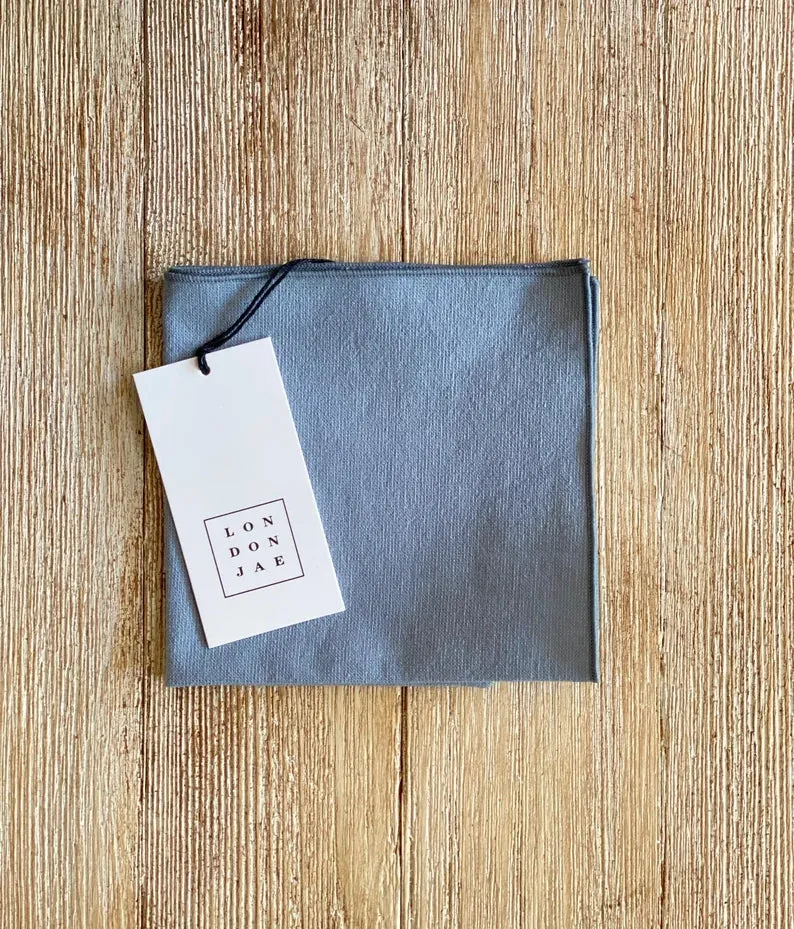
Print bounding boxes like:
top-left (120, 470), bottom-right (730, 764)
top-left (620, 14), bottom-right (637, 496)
top-left (196, 258), bottom-right (332, 374)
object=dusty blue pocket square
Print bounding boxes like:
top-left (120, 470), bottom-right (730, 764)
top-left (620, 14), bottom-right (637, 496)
top-left (161, 260), bottom-right (599, 686)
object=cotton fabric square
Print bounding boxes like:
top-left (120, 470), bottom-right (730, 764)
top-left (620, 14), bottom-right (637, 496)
top-left (161, 260), bottom-right (599, 686)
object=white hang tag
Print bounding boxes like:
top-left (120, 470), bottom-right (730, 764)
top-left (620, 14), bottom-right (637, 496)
top-left (134, 338), bottom-right (345, 647)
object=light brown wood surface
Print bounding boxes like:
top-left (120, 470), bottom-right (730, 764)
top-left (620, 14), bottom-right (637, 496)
top-left (0, 2), bottom-right (791, 927)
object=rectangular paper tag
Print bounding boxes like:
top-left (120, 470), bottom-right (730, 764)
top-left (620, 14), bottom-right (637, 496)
top-left (134, 338), bottom-right (345, 647)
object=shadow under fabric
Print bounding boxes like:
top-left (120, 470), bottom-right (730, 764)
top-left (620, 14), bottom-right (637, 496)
top-left (162, 261), bottom-right (600, 686)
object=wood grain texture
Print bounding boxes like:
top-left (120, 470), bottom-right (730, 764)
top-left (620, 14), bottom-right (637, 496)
top-left (660, 5), bottom-right (794, 927)
top-left (1, 1), bottom-right (792, 928)
top-left (141, 3), bottom-right (403, 928)
top-left (402, 3), bottom-right (660, 927)
top-left (0, 1), bottom-right (143, 927)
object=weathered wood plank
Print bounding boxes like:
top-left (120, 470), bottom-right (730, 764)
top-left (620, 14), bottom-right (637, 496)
top-left (141, 3), bottom-right (404, 927)
top-left (402, 2), bottom-right (664, 926)
top-left (659, 4), bottom-right (794, 926)
top-left (0, 1), bottom-right (144, 926)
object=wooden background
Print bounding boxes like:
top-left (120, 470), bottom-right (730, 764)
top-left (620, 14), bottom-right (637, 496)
top-left (1, 1), bottom-right (792, 927)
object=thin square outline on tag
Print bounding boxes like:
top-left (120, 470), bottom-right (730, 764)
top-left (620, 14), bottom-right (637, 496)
top-left (203, 498), bottom-right (305, 598)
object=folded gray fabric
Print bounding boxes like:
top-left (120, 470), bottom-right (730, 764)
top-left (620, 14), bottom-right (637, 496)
top-left (162, 261), bottom-right (599, 686)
